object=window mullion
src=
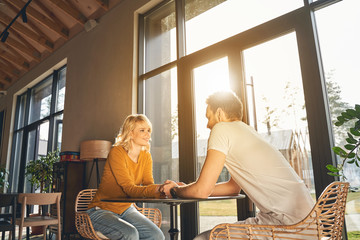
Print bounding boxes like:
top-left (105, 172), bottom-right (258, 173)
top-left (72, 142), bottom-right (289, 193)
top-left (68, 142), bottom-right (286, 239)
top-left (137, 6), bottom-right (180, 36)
top-left (175, 0), bottom-right (186, 58)
top-left (47, 70), bottom-right (58, 151)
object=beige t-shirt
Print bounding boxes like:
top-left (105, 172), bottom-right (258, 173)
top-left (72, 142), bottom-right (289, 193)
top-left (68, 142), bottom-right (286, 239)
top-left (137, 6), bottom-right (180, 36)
top-left (208, 121), bottom-right (314, 225)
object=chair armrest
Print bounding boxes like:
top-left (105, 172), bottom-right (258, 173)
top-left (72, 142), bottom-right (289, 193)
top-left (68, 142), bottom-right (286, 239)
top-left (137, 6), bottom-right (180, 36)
top-left (75, 212), bottom-right (105, 240)
top-left (210, 221), bottom-right (320, 240)
top-left (135, 205), bottom-right (162, 228)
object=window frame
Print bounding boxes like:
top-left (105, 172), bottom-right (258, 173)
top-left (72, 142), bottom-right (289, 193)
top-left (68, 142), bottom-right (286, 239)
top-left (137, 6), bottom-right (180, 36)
top-left (9, 65), bottom-right (66, 194)
top-left (138, 1), bottom-right (340, 238)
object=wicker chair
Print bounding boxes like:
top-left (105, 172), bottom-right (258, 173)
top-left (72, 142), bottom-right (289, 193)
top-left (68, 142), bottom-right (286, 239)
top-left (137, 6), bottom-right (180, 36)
top-left (75, 189), bottom-right (162, 240)
top-left (210, 181), bottom-right (349, 240)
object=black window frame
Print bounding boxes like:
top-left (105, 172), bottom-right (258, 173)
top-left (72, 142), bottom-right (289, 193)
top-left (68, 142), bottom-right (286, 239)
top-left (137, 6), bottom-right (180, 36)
top-left (9, 65), bottom-right (66, 194)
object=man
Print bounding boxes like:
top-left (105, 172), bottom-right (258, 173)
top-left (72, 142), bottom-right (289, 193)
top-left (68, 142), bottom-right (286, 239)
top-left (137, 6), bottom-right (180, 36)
top-left (161, 91), bottom-right (314, 240)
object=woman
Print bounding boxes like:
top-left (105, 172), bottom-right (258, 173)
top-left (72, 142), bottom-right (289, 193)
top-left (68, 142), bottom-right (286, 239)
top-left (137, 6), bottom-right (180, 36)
top-left (87, 114), bottom-right (165, 240)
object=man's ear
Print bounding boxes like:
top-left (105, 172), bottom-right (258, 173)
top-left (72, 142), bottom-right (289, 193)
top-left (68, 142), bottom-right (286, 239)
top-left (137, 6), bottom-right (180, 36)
top-left (216, 108), bottom-right (225, 121)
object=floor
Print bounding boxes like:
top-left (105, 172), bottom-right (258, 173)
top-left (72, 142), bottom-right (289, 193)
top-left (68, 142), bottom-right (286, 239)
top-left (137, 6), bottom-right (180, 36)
top-left (3, 214), bottom-right (360, 239)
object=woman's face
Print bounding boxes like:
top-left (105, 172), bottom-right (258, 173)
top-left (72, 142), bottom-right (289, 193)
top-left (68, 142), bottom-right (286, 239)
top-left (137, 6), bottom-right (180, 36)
top-left (130, 121), bottom-right (151, 148)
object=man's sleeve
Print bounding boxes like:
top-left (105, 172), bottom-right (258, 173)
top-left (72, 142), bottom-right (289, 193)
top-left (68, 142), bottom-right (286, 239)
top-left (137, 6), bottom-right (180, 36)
top-left (208, 124), bottom-right (230, 156)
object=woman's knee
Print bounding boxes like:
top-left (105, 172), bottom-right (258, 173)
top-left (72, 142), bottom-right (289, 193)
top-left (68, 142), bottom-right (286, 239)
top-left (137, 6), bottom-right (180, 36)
top-left (149, 228), bottom-right (165, 240)
top-left (121, 227), bottom-right (139, 240)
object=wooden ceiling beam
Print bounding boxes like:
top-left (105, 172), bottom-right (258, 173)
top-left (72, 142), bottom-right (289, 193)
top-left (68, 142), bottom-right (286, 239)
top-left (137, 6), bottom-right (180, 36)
top-left (0, 61), bottom-right (19, 78)
top-left (34, 0), bottom-right (70, 36)
top-left (49, 0), bottom-right (87, 25)
top-left (4, 0), bottom-right (69, 39)
top-left (0, 70), bottom-right (12, 84)
top-left (0, 49), bottom-right (30, 70)
top-left (0, 59), bottom-right (22, 76)
top-left (2, 33), bottom-right (41, 62)
top-left (5, 45), bottom-right (31, 68)
top-left (7, 26), bottom-right (42, 59)
top-left (3, 4), bottom-right (54, 52)
top-left (0, 12), bottom-right (54, 51)
top-left (94, 0), bottom-right (109, 10)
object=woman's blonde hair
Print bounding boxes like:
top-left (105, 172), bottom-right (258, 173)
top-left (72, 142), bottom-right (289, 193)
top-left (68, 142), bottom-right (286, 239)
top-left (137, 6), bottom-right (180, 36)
top-left (113, 114), bottom-right (152, 152)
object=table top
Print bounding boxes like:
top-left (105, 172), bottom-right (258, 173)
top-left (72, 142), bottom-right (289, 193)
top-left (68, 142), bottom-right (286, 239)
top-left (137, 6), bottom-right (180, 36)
top-left (101, 194), bottom-right (245, 205)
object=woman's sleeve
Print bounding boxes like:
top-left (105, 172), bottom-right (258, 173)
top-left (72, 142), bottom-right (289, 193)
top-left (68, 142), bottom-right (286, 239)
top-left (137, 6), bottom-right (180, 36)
top-left (108, 147), bottom-right (159, 198)
top-left (142, 152), bottom-right (155, 185)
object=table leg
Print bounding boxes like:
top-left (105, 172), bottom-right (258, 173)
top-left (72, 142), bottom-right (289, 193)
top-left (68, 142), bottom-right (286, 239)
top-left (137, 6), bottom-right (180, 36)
top-left (168, 204), bottom-right (179, 240)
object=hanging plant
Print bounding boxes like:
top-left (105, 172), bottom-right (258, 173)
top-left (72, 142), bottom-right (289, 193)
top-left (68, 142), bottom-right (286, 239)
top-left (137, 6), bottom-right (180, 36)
top-left (326, 105), bottom-right (360, 181)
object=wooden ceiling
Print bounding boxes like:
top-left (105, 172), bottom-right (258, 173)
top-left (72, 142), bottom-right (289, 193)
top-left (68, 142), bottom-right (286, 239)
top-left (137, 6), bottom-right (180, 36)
top-left (0, 0), bottom-right (123, 91)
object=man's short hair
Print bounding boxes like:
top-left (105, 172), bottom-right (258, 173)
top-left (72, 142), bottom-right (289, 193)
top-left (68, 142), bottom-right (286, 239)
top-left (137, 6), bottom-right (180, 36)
top-left (206, 91), bottom-right (243, 121)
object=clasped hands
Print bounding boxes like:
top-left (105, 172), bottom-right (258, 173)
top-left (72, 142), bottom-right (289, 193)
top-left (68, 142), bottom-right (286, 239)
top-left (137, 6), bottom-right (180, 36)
top-left (158, 180), bottom-right (185, 198)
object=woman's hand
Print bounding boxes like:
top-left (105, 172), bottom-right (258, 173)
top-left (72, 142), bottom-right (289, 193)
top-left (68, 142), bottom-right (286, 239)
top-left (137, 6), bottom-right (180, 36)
top-left (159, 180), bottom-right (180, 197)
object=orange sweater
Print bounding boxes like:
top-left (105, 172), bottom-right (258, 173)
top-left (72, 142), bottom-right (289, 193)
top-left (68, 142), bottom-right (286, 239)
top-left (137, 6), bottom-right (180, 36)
top-left (88, 145), bottom-right (161, 214)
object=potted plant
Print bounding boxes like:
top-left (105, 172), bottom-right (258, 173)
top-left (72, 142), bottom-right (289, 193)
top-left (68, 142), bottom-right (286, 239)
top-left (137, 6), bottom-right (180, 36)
top-left (25, 149), bottom-right (59, 194)
top-left (25, 149), bottom-right (59, 235)
top-left (326, 104), bottom-right (360, 181)
top-left (0, 165), bottom-right (9, 192)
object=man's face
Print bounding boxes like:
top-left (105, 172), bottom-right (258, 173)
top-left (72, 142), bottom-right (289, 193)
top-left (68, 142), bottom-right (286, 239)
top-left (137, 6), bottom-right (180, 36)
top-left (206, 105), bottom-right (218, 130)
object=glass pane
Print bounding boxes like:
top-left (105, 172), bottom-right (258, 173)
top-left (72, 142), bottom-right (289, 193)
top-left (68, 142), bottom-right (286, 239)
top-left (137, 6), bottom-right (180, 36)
top-left (16, 94), bottom-right (27, 130)
top-left (29, 77), bottom-right (53, 124)
top-left (54, 114), bottom-right (63, 150)
top-left (243, 33), bottom-right (315, 194)
top-left (0, 111), bottom-right (3, 151)
top-left (185, 0), bottom-right (303, 54)
top-left (144, 1), bottom-right (176, 73)
top-left (315, 0), bottom-right (360, 236)
top-left (10, 131), bottom-right (23, 193)
top-left (25, 129), bottom-right (36, 193)
top-left (38, 121), bottom-right (49, 157)
top-left (56, 67), bottom-right (66, 112)
top-left (192, 57), bottom-right (234, 232)
top-left (144, 67), bottom-right (178, 235)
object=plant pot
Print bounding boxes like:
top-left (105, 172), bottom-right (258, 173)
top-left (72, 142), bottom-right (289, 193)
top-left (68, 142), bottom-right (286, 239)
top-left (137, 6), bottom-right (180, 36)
top-left (29, 213), bottom-right (50, 235)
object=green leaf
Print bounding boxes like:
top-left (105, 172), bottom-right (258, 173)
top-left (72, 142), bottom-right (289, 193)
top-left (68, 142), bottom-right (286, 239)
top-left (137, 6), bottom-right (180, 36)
top-left (350, 128), bottom-right (360, 136)
top-left (345, 144), bottom-right (355, 151)
top-left (346, 137), bottom-right (358, 144)
top-left (355, 104), bottom-right (360, 114)
top-left (347, 132), bottom-right (355, 140)
top-left (346, 109), bottom-right (358, 118)
top-left (326, 164), bottom-right (340, 172)
top-left (327, 172), bottom-right (341, 177)
top-left (337, 116), bottom-right (345, 123)
top-left (347, 159), bottom-right (356, 164)
top-left (332, 146), bottom-right (347, 155)
top-left (335, 121), bottom-right (343, 126)
top-left (356, 120), bottom-right (360, 130)
top-left (341, 112), bottom-right (353, 120)
top-left (348, 152), bottom-right (356, 158)
top-left (356, 161), bottom-right (360, 168)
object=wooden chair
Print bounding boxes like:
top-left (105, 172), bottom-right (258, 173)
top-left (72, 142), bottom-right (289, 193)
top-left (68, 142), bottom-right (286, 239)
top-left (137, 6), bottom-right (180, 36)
top-left (75, 189), bottom-right (162, 240)
top-left (210, 181), bottom-right (349, 239)
top-left (0, 193), bottom-right (17, 240)
top-left (16, 193), bottom-right (61, 240)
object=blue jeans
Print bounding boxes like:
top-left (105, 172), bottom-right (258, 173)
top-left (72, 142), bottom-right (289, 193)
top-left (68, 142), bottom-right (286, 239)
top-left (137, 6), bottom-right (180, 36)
top-left (87, 206), bottom-right (165, 240)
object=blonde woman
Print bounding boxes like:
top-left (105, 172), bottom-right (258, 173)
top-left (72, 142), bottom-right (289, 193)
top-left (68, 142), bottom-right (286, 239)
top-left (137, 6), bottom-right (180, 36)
top-left (87, 114), bottom-right (165, 240)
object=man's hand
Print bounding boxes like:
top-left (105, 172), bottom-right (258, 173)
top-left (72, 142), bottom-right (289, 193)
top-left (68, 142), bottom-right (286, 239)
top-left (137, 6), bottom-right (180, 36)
top-left (159, 180), bottom-right (183, 197)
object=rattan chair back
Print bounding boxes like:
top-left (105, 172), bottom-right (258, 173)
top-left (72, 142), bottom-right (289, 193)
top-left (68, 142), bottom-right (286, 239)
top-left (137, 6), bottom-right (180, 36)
top-left (210, 181), bottom-right (349, 239)
top-left (75, 189), bottom-right (162, 240)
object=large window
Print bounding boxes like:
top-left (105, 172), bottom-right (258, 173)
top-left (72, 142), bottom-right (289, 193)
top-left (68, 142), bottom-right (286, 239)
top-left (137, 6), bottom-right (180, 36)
top-left (9, 66), bottom-right (66, 193)
top-left (139, 0), bottom-right (347, 239)
top-left (316, 0), bottom-right (360, 236)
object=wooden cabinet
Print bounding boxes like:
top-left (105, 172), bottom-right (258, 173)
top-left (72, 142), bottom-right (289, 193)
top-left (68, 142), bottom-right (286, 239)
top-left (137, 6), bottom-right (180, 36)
top-left (52, 161), bottom-right (85, 238)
